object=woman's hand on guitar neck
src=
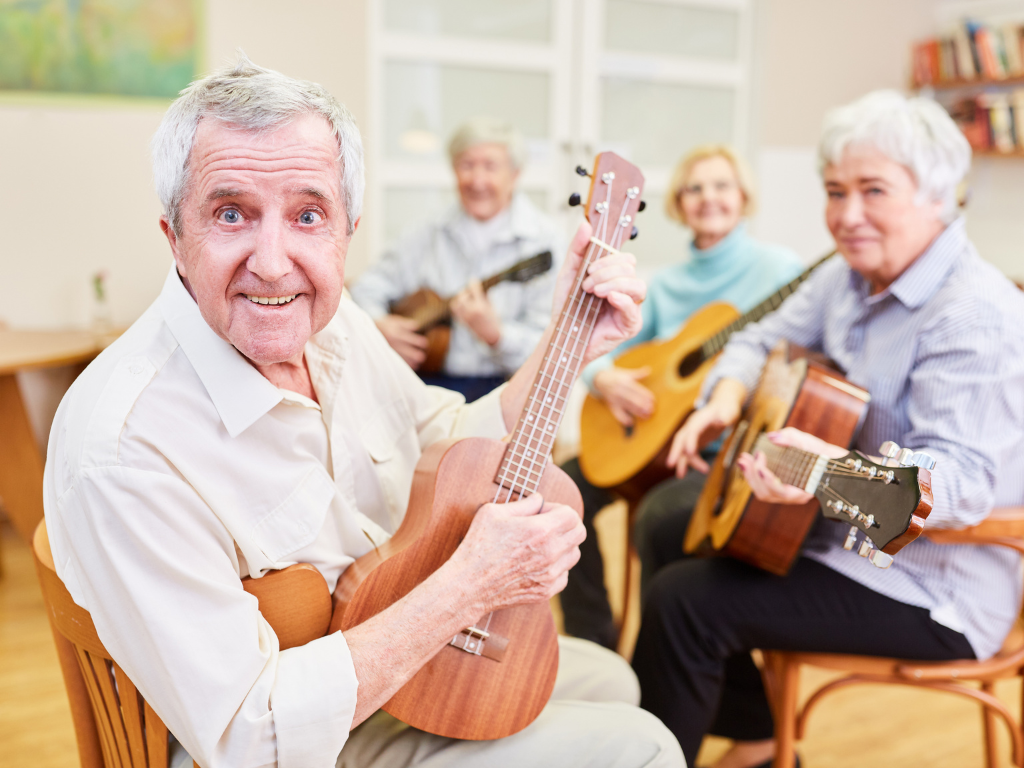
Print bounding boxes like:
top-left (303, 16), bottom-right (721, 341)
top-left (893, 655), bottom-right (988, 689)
top-left (553, 221), bottom-right (646, 365)
top-left (593, 366), bottom-right (654, 427)
top-left (667, 379), bottom-right (746, 478)
top-left (375, 314), bottom-right (430, 369)
top-left (737, 427), bottom-right (848, 504)
top-left (448, 493), bottom-right (585, 615)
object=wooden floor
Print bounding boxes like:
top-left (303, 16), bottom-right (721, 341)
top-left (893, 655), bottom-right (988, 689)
top-left (1, 512), bottom-right (1020, 767)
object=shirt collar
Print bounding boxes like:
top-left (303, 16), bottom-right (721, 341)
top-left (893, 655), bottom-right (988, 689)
top-left (158, 266), bottom-right (283, 438)
top-left (863, 218), bottom-right (967, 309)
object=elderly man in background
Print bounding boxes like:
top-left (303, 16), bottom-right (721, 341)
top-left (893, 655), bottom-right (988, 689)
top-left (634, 90), bottom-right (1024, 768)
top-left (351, 117), bottom-right (562, 402)
top-left (43, 57), bottom-right (683, 768)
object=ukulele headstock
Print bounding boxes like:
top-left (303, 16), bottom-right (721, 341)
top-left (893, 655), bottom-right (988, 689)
top-left (816, 443), bottom-right (935, 562)
top-left (582, 153), bottom-right (645, 242)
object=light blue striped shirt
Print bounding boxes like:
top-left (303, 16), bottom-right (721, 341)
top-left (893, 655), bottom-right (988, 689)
top-left (701, 218), bottom-right (1024, 660)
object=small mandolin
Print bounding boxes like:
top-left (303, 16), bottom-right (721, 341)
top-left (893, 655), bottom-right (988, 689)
top-left (330, 153), bottom-right (644, 740)
top-left (578, 253), bottom-right (832, 493)
top-left (389, 251), bottom-right (553, 374)
top-left (684, 340), bottom-right (933, 575)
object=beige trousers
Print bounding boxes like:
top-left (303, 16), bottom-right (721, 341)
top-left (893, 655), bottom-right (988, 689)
top-left (337, 636), bottom-right (686, 768)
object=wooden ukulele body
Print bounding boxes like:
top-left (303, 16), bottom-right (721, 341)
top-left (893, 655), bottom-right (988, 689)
top-left (390, 288), bottom-right (451, 374)
top-left (684, 341), bottom-right (870, 575)
top-left (579, 301), bottom-right (740, 490)
top-left (330, 436), bottom-right (583, 740)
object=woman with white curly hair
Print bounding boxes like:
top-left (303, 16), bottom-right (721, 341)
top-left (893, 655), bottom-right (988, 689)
top-left (633, 90), bottom-right (1024, 768)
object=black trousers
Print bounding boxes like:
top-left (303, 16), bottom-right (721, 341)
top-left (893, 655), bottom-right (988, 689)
top-left (558, 457), bottom-right (708, 649)
top-left (632, 555), bottom-right (975, 765)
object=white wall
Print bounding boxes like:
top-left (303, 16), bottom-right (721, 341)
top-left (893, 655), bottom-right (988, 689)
top-left (0, 0), bottom-right (370, 332)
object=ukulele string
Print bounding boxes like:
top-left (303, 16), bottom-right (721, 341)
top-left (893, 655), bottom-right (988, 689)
top-left (493, 178), bottom-right (620, 503)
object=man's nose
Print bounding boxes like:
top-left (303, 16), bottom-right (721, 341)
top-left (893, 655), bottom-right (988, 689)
top-left (246, 217), bottom-right (293, 282)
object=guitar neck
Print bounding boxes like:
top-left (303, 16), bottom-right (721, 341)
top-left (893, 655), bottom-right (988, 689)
top-left (751, 434), bottom-right (828, 494)
top-left (415, 258), bottom-right (546, 331)
top-left (699, 251), bottom-right (835, 359)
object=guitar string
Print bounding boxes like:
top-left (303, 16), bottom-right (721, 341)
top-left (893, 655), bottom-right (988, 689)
top-left (493, 179), bottom-right (619, 502)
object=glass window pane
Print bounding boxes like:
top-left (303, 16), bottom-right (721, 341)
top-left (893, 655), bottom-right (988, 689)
top-left (384, 0), bottom-right (552, 43)
top-left (605, 0), bottom-right (740, 60)
top-left (601, 78), bottom-right (734, 168)
top-left (384, 61), bottom-right (550, 162)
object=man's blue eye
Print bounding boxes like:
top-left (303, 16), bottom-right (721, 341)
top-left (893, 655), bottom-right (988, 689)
top-left (300, 211), bottom-right (320, 224)
top-left (222, 210), bottom-right (240, 223)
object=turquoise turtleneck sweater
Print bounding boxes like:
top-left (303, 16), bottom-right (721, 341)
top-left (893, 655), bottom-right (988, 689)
top-left (582, 223), bottom-right (805, 390)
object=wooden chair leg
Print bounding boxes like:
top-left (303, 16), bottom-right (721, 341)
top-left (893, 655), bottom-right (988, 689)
top-left (981, 681), bottom-right (1000, 768)
top-left (771, 656), bottom-right (800, 768)
top-left (617, 500), bottom-right (640, 651)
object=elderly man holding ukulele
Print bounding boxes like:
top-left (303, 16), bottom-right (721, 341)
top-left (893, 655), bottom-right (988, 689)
top-left (42, 58), bottom-right (682, 768)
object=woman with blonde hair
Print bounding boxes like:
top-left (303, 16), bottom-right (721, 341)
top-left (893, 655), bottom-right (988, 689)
top-left (559, 145), bottom-right (804, 649)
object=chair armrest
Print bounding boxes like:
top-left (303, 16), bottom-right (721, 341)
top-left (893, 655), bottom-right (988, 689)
top-left (925, 507), bottom-right (1024, 554)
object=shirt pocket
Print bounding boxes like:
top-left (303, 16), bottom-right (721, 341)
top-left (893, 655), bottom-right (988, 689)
top-left (359, 397), bottom-right (414, 463)
top-left (250, 466), bottom-right (336, 565)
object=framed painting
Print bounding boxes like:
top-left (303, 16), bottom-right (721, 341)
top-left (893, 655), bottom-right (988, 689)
top-left (0, 0), bottom-right (200, 98)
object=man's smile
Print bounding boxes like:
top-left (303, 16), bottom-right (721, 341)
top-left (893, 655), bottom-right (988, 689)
top-left (244, 293), bottom-right (299, 306)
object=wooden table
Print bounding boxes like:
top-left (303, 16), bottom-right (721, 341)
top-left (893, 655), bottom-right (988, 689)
top-left (0, 330), bottom-right (114, 546)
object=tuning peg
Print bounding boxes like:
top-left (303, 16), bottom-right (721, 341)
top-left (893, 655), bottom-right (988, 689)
top-left (629, 226), bottom-right (638, 240)
top-left (858, 540), bottom-right (873, 558)
top-left (909, 451), bottom-right (937, 470)
top-left (879, 441), bottom-right (901, 466)
top-left (575, 165), bottom-right (591, 177)
top-left (843, 525), bottom-right (858, 550)
top-left (897, 448), bottom-right (915, 467)
top-left (568, 192), bottom-right (581, 207)
top-left (869, 550), bottom-right (893, 569)
top-left (638, 200), bottom-right (647, 212)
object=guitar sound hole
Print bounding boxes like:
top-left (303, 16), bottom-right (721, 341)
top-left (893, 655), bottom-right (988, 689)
top-left (678, 349), bottom-right (705, 378)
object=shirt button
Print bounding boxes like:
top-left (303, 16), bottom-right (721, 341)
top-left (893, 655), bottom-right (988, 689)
top-left (129, 364), bottom-right (144, 375)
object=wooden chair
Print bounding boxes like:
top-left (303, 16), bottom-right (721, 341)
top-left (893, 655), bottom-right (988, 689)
top-left (761, 507), bottom-right (1024, 768)
top-left (32, 521), bottom-right (332, 768)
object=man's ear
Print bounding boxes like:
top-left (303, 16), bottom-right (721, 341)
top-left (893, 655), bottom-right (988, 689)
top-left (352, 215), bottom-right (361, 233)
top-left (159, 216), bottom-right (188, 277)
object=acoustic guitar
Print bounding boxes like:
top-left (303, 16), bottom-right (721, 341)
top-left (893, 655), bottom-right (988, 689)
top-left (389, 251), bottom-right (553, 374)
top-left (578, 253), bottom-right (833, 492)
top-left (329, 153), bottom-right (644, 740)
top-left (684, 340), bottom-right (934, 575)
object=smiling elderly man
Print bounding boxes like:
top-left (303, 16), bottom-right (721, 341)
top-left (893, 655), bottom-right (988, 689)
top-left (351, 117), bottom-right (562, 402)
top-left (42, 58), bottom-right (682, 768)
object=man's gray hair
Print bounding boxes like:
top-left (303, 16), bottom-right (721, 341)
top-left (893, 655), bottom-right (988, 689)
top-left (152, 54), bottom-right (364, 236)
top-left (447, 116), bottom-right (527, 170)
top-left (818, 90), bottom-right (970, 224)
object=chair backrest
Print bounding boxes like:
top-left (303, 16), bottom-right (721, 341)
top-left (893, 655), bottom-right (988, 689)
top-left (33, 521), bottom-right (332, 768)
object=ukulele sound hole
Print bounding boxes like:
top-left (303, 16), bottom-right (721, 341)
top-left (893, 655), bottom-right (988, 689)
top-left (678, 349), bottom-right (705, 378)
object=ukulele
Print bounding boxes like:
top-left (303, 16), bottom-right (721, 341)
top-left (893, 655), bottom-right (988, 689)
top-left (684, 340), bottom-right (934, 575)
top-left (329, 153), bottom-right (644, 740)
top-left (578, 253), bottom-right (833, 493)
top-left (389, 251), bottom-right (553, 374)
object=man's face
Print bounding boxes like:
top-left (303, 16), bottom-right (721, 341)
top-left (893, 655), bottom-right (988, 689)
top-left (162, 114), bottom-right (352, 366)
top-left (453, 143), bottom-right (519, 222)
top-left (824, 145), bottom-right (944, 291)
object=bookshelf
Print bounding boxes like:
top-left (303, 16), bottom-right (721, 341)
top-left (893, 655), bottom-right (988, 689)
top-left (911, 16), bottom-right (1024, 157)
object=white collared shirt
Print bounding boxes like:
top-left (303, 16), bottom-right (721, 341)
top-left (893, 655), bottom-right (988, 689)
top-left (43, 266), bottom-right (508, 768)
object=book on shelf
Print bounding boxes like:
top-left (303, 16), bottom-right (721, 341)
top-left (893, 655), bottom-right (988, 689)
top-left (949, 90), bottom-right (1024, 154)
top-left (912, 17), bottom-right (1024, 86)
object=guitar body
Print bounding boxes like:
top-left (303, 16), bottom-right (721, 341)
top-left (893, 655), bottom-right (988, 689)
top-left (684, 342), bottom-right (870, 576)
top-left (579, 301), bottom-right (740, 489)
top-left (390, 288), bottom-right (451, 374)
top-left (330, 436), bottom-right (584, 740)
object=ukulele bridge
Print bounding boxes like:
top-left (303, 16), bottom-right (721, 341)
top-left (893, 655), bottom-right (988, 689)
top-left (450, 626), bottom-right (510, 662)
